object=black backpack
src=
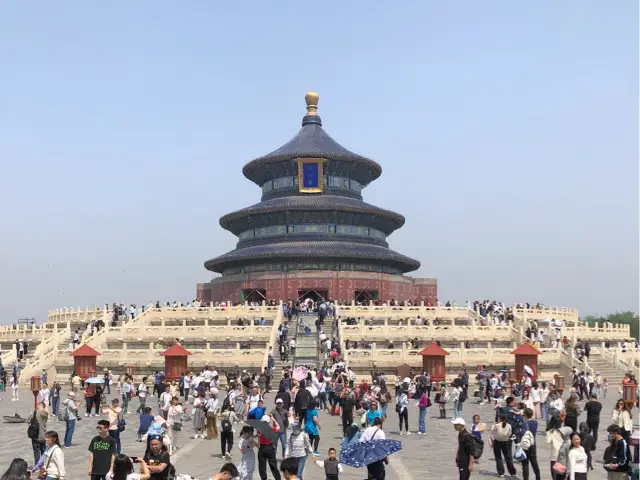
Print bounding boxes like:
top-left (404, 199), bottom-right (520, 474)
top-left (459, 389), bottom-right (468, 403)
top-left (221, 418), bottom-right (232, 433)
top-left (471, 435), bottom-right (484, 459)
top-left (27, 412), bottom-right (39, 440)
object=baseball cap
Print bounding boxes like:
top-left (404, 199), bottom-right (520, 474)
top-left (261, 415), bottom-right (271, 423)
top-left (275, 398), bottom-right (283, 404)
top-left (451, 418), bottom-right (466, 426)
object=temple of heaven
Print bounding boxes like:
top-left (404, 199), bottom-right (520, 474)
top-left (197, 93), bottom-right (437, 304)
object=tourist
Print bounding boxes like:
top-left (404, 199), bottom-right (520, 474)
top-left (294, 381), bottom-right (313, 427)
top-left (123, 377), bottom-right (133, 414)
top-left (84, 383), bottom-right (97, 417)
top-left (11, 378), bottom-right (19, 401)
top-left (583, 393), bottom-right (602, 446)
top-left (341, 424), bottom-right (360, 451)
top-left (395, 388), bottom-right (410, 435)
top-left (305, 400), bottom-right (321, 455)
top-left (564, 393), bottom-right (580, 432)
top-left (490, 415), bottom-right (517, 478)
top-left (452, 418), bottom-right (474, 480)
top-left (416, 389), bottom-right (428, 434)
top-left (51, 382), bottom-right (62, 416)
top-left (436, 382), bottom-right (448, 419)
top-left (551, 425), bottom-right (573, 480)
top-left (137, 407), bottom-right (154, 442)
top-left (1, 458), bottom-right (30, 480)
top-left (285, 421), bottom-right (312, 479)
top-left (165, 396), bottom-right (183, 451)
top-left (603, 425), bottom-right (631, 478)
top-left (143, 436), bottom-right (170, 480)
top-left (313, 447), bottom-right (343, 479)
top-left (271, 398), bottom-right (289, 458)
top-left (103, 398), bottom-right (123, 454)
top-left (567, 433), bottom-right (588, 479)
top-left (238, 425), bottom-right (258, 480)
top-left (529, 382), bottom-right (541, 419)
top-left (41, 431), bottom-right (65, 480)
top-left (88, 420), bottom-right (117, 479)
top-left (219, 403), bottom-right (238, 460)
top-left (521, 408), bottom-right (541, 480)
top-left (211, 463), bottom-right (240, 480)
top-left (234, 384), bottom-right (247, 423)
top-left (540, 382), bottom-right (551, 422)
top-left (111, 454), bottom-right (151, 480)
top-left (611, 399), bottom-right (633, 441)
top-left (578, 422), bottom-right (595, 471)
top-left (136, 377), bottom-right (149, 414)
top-left (339, 387), bottom-right (355, 436)
top-left (62, 391), bottom-right (78, 447)
top-left (279, 457), bottom-right (299, 480)
top-left (191, 393), bottom-right (206, 439)
top-left (257, 415), bottom-right (281, 480)
top-left (205, 391), bottom-right (220, 440)
top-left (30, 401), bottom-right (49, 463)
top-left (38, 383), bottom-right (51, 412)
top-left (451, 382), bottom-right (463, 419)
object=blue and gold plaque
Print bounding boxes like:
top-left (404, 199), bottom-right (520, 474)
top-left (297, 158), bottom-right (325, 193)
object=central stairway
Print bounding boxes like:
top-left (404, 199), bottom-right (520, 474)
top-left (294, 314), bottom-right (320, 367)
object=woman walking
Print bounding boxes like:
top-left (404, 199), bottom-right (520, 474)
top-left (396, 389), bottom-right (410, 435)
top-left (41, 431), bottom-right (65, 480)
top-left (205, 391), bottom-right (219, 439)
top-left (612, 398), bottom-right (633, 440)
top-left (304, 400), bottom-right (321, 455)
top-left (219, 404), bottom-right (239, 460)
top-left (416, 390), bottom-right (428, 434)
top-left (285, 421), bottom-right (313, 480)
top-left (234, 385), bottom-right (247, 423)
top-left (192, 393), bottom-right (206, 439)
top-left (564, 393), bottom-right (580, 433)
top-left (165, 396), bottom-right (183, 451)
top-left (490, 415), bottom-right (517, 478)
top-left (238, 425), bottom-right (257, 480)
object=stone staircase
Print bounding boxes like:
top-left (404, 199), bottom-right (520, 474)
top-left (585, 353), bottom-right (627, 385)
top-left (293, 314), bottom-right (320, 367)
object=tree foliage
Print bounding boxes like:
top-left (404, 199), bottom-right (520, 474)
top-left (583, 311), bottom-right (639, 341)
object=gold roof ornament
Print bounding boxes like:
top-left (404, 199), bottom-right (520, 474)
top-left (305, 92), bottom-right (319, 116)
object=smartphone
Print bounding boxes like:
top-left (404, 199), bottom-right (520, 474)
top-left (131, 457), bottom-right (141, 463)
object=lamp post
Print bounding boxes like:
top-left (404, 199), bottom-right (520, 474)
top-left (30, 376), bottom-right (41, 409)
top-left (554, 374), bottom-right (565, 394)
top-left (623, 383), bottom-right (637, 407)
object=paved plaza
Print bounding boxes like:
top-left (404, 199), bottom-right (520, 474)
top-left (0, 385), bottom-right (626, 479)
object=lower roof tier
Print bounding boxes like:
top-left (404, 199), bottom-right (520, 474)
top-left (204, 240), bottom-right (420, 274)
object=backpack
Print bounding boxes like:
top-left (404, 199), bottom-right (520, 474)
top-left (58, 401), bottom-right (69, 422)
top-left (444, 391), bottom-right (451, 403)
top-left (521, 429), bottom-right (535, 450)
top-left (459, 389), bottom-right (467, 403)
top-left (221, 418), bottom-right (232, 433)
top-left (222, 393), bottom-right (232, 411)
top-left (505, 410), bottom-right (527, 441)
top-left (27, 412), bottom-right (39, 439)
top-left (116, 410), bottom-right (126, 432)
top-left (471, 436), bottom-right (485, 459)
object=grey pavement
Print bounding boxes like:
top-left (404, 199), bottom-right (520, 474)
top-left (0, 386), bottom-right (627, 479)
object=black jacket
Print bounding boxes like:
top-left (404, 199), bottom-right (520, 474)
top-left (604, 438), bottom-right (631, 472)
top-left (294, 388), bottom-right (313, 410)
top-left (456, 430), bottom-right (475, 467)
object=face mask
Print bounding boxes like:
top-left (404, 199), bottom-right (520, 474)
top-left (607, 434), bottom-right (613, 441)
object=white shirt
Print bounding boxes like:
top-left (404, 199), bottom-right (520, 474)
top-left (568, 446), bottom-right (588, 477)
top-left (248, 394), bottom-right (261, 411)
top-left (138, 384), bottom-right (147, 398)
top-left (289, 339), bottom-right (296, 348)
top-left (360, 426), bottom-right (386, 442)
top-left (203, 370), bottom-right (213, 380)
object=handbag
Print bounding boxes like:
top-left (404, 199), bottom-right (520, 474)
top-left (172, 422), bottom-right (182, 431)
top-left (552, 462), bottom-right (567, 474)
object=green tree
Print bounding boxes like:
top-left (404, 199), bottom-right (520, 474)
top-left (584, 311), bottom-right (639, 341)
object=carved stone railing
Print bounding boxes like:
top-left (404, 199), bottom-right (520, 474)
top-left (344, 343), bottom-right (563, 369)
top-left (340, 322), bottom-right (513, 342)
top-left (264, 303), bottom-right (283, 368)
top-left (337, 305), bottom-right (476, 321)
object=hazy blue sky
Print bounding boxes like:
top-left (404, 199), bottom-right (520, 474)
top-left (0, 2), bottom-right (637, 324)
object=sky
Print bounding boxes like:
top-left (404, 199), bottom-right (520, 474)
top-left (0, 2), bottom-right (637, 323)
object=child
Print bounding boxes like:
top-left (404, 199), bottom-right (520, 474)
top-left (602, 378), bottom-right (608, 398)
top-left (470, 415), bottom-right (485, 464)
top-left (314, 447), bottom-right (343, 480)
top-left (238, 425), bottom-right (257, 480)
top-left (435, 382), bottom-right (447, 419)
top-left (137, 406), bottom-right (154, 442)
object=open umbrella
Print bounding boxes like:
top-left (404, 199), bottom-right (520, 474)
top-left (85, 377), bottom-right (105, 384)
top-left (340, 439), bottom-right (402, 467)
top-left (292, 366), bottom-right (308, 381)
top-left (524, 365), bottom-right (534, 376)
top-left (246, 419), bottom-right (279, 443)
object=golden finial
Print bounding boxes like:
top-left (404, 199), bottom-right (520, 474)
top-left (305, 92), bottom-right (319, 115)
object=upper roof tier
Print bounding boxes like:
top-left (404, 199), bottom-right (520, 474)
top-left (242, 93), bottom-right (382, 187)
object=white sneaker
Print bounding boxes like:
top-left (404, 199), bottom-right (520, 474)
top-left (417, 432), bottom-right (422, 435)
top-left (406, 431), bottom-right (412, 436)
top-left (399, 432), bottom-right (404, 436)
top-left (84, 413), bottom-right (89, 417)
top-left (225, 452), bottom-right (232, 461)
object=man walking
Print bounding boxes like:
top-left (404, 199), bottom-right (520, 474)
top-left (452, 418), bottom-right (475, 479)
top-left (584, 393), bottom-right (602, 446)
top-left (88, 420), bottom-right (117, 480)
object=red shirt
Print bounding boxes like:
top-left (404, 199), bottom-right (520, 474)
top-left (258, 426), bottom-right (278, 445)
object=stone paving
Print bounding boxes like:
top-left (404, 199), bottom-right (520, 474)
top-left (0, 385), bottom-right (626, 479)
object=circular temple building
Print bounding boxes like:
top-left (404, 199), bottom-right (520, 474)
top-left (197, 93), bottom-right (437, 304)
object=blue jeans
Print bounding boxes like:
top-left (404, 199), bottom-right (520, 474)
top-left (453, 399), bottom-right (461, 419)
top-left (418, 407), bottom-right (426, 433)
top-left (541, 402), bottom-right (548, 422)
top-left (64, 419), bottom-right (75, 446)
top-left (51, 396), bottom-right (60, 416)
top-left (109, 429), bottom-right (121, 454)
top-left (279, 429), bottom-right (287, 458)
top-left (296, 455), bottom-right (307, 479)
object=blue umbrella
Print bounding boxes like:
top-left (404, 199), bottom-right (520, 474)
top-left (340, 439), bottom-right (402, 468)
top-left (85, 377), bottom-right (105, 384)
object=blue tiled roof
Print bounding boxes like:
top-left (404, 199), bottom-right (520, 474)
top-left (204, 240), bottom-right (421, 274)
top-left (220, 195), bottom-right (405, 234)
top-left (242, 114), bottom-right (382, 185)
